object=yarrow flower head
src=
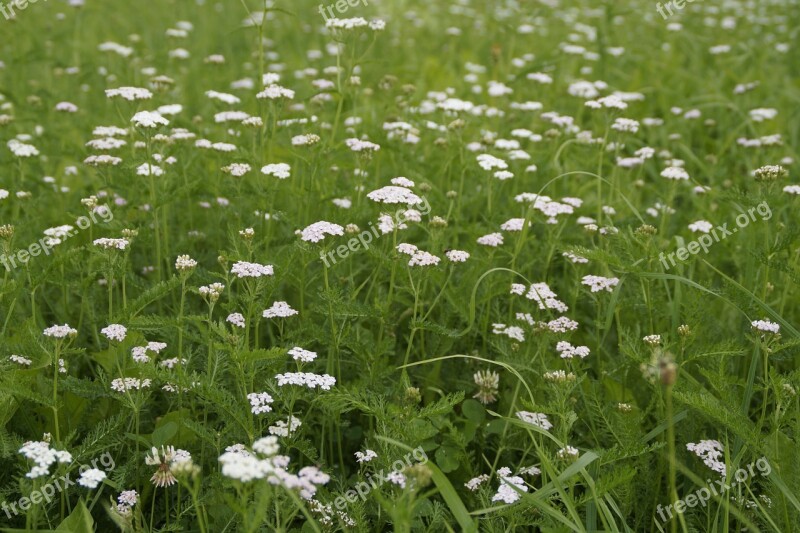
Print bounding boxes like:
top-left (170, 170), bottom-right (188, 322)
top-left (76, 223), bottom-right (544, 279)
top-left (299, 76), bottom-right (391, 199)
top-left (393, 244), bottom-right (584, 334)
top-left (275, 372), bottom-right (336, 390)
top-left (301, 221), bottom-right (344, 243)
top-left (19, 439), bottom-right (73, 478)
top-left (231, 261), bottom-right (274, 278)
top-left (131, 111), bottom-right (169, 129)
top-left (263, 301), bottom-right (298, 318)
top-left (355, 449), bottom-right (378, 463)
top-left (366, 186), bottom-right (423, 206)
top-left (261, 163), bottom-right (291, 179)
top-left (686, 440), bottom-right (726, 477)
top-left (754, 165), bottom-right (787, 182)
top-left (247, 392), bottom-right (274, 414)
top-left (581, 275), bottom-right (620, 293)
top-left (288, 347), bottom-right (317, 363)
top-left (43, 324), bottom-right (78, 339)
top-left (175, 254), bottom-right (197, 272)
top-left (752, 319), bottom-right (780, 334)
top-left (101, 324), bottom-right (128, 342)
top-left (227, 313), bottom-right (246, 328)
top-left (516, 411), bottom-right (553, 430)
top-left (78, 468), bottom-right (107, 489)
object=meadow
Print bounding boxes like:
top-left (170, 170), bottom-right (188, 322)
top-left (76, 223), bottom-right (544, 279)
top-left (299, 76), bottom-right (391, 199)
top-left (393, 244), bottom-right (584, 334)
top-left (0, 0), bottom-right (799, 531)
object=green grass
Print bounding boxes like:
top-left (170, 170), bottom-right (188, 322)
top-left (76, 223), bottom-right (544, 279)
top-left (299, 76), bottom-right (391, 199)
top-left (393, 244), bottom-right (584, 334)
top-left (0, 0), bottom-right (799, 531)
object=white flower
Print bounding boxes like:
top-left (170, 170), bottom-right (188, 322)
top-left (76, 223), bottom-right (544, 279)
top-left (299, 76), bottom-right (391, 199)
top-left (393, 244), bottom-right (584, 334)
top-left (477, 232), bottom-right (504, 247)
top-left (19, 440), bottom-right (73, 479)
top-left (231, 261), bottom-right (274, 278)
top-left (581, 275), bottom-right (619, 293)
top-left (8, 139), bottom-right (39, 157)
top-left (661, 166), bottom-right (689, 180)
top-left (345, 138), bottom-right (380, 152)
top-left (175, 254), bottom-right (197, 271)
top-left (301, 221), bottom-right (344, 243)
top-left (492, 471), bottom-right (528, 504)
top-left (101, 324), bottom-right (127, 342)
top-left (408, 250), bottom-right (440, 267)
top-left (476, 153), bottom-right (508, 171)
top-left (131, 111), bottom-right (169, 129)
top-left (261, 163), bottom-right (291, 179)
top-left (78, 468), bottom-right (107, 489)
top-left (275, 372), bottom-right (336, 390)
top-left (136, 163), bottom-right (164, 176)
top-left (10, 354), bottom-right (32, 366)
top-left (688, 220), bottom-right (713, 233)
top-left (110, 377), bottom-right (152, 392)
top-left (227, 313), bottom-right (246, 328)
top-left (445, 250), bottom-right (470, 263)
top-left (106, 87), bottom-right (153, 101)
top-left (205, 90), bottom-right (241, 105)
top-left (43, 324), bottom-right (77, 339)
top-left (55, 101), bottom-right (78, 113)
top-left (515, 411), bottom-right (553, 430)
top-left (263, 301), bottom-right (298, 318)
top-left (247, 392), bottom-right (274, 414)
top-left (355, 449), bottom-right (378, 463)
top-left (269, 416), bottom-right (302, 437)
top-left (222, 163), bottom-right (251, 177)
top-left (366, 186), bottom-right (422, 206)
top-left (555, 341), bottom-right (590, 359)
top-left (686, 440), bottom-right (726, 477)
top-left (288, 347), bottom-right (317, 362)
top-left (752, 319), bottom-right (780, 334)
top-left (256, 85), bottom-right (295, 100)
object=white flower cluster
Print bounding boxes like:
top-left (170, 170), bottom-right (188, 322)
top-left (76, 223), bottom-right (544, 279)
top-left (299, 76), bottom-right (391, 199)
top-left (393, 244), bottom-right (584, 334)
top-left (247, 392), bottom-right (274, 414)
top-left (367, 185), bottom-right (422, 205)
top-left (581, 275), bottom-right (620, 293)
top-left (78, 468), bottom-right (107, 489)
top-left (199, 282), bottom-right (225, 301)
top-left (230, 261), bottom-right (274, 278)
top-left (515, 411), bottom-right (553, 430)
top-left (752, 319), bottom-right (780, 334)
top-left (345, 138), bottom-right (381, 152)
top-left (43, 323), bottom-right (78, 339)
top-left (556, 341), bottom-right (590, 359)
top-left (101, 324), bottom-right (128, 342)
top-left (131, 111), bottom-right (169, 128)
top-left (227, 313), bottom-right (245, 328)
top-left (110, 377), bottom-right (152, 392)
top-left (687, 440), bottom-right (726, 477)
top-left (275, 372), bottom-right (336, 390)
top-left (256, 85), bottom-right (295, 100)
top-left (175, 254), bottom-right (198, 271)
top-left (269, 416), bottom-right (302, 437)
top-left (8, 139), bottom-right (39, 157)
top-left (514, 282), bottom-right (569, 313)
top-left (408, 250), bottom-right (440, 267)
top-left (288, 347), bottom-right (317, 363)
top-left (219, 437), bottom-right (330, 499)
top-left (106, 86), bottom-right (152, 101)
top-left (491, 467), bottom-right (528, 504)
top-left (93, 238), bottom-right (130, 250)
top-left (263, 301), bottom-right (298, 318)
top-left (301, 221), bottom-right (344, 243)
top-left (10, 354), bottom-right (32, 366)
top-left (446, 250), bottom-right (470, 263)
top-left (130, 341), bottom-right (167, 364)
top-left (19, 440), bottom-right (73, 478)
top-left (355, 449), bottom-right (378, 463)
top-left (261, 163), bottom-right (291, 179)
top-left (492, 323), bottom-right (525, 342)
top-left (477, 232), bottom-right (504, 247)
